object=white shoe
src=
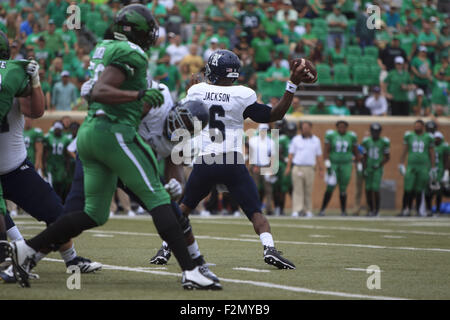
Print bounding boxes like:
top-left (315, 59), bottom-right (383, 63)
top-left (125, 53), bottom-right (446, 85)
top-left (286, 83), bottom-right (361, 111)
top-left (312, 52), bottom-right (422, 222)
top-left (305, 211), bottom-right (314, 218)
top-left (109, 211), bottom-right (115, 218)
top-left (137, 206), bottom-right (145, 214)
top-left (233, 211), bottom-right (241, 217)
top-left (182, 266), bottom-right (222, 290)
top-left (9, 210), bottom-right (18, 217)
top-left (200, 210), bottom-right (211, 217)
top-left (274, 207), bottom-right (281, 216)
top-left (292, 211), bottom-right (299, 217)
top-left (127, 210), bottom-right (136, 217)
top-left (0, 240), bottom-right (37, 287)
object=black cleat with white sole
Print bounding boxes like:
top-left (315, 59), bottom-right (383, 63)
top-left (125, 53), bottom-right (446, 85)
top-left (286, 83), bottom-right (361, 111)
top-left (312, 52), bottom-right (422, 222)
top-left (0, 240), bottom-right (33, 288)
top-left (263, 246), bottom-right (296, 270)
top-left (149, 245), bottom-right (171, 265)
top-left (66, 256), bottom-right (102, 273)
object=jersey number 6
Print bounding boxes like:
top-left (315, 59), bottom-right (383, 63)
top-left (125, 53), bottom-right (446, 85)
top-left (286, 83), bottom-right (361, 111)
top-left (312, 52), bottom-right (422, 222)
top-left (209, 104), bottom-right (226, 142)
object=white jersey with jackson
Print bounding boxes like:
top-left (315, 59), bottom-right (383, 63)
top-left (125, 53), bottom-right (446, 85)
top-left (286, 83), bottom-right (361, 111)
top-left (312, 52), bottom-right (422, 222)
top-left (0, 99), bottom-right (27, 175)
top-left (186, 82), bottom-right (258, 156)
top-left (138, 80), bottom-right (174, 160)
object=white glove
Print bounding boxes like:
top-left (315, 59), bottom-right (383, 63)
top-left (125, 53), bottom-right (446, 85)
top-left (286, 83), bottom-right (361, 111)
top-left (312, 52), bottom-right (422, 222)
top-left (81, 79), bottom-right (95, 99)
top-left (357, 162), bottom-right (363, 172)
top-left (429, 167), bottom-right (438, 181)
top-left (324, 159), bottom-right (331, 169)
top-left (398, 164), bottom-right (406, 176)
top-left (324, 170), bottom-right (337, 186)
top-left (441, 170), bottom-right (449, 183)
top-left (26, 60), bottom-right (40, 88)
top-left (164, 178), bottom-right (182, 201)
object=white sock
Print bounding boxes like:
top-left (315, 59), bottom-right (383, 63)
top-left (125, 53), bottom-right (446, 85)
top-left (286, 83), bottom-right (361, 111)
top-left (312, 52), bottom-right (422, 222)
top-left (162, 241), bottom-right (168, 248)
top-left (59, 244), bottom-right (77, 263)
top-left (34, 252), bottom-right (46, 263)
top-left (187, 241), bottom-right (201, 259)
top-left (260, 232), bottom-right (274, 248)
top-left (7, 226), bottom-right (23, 241)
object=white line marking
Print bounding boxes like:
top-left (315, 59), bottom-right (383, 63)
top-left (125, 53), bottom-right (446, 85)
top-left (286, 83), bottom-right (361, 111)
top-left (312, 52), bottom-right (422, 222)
top-left (22, 227), bottom-right (450, 254)
top-left (92, 234), bottom-right (114, 238)
top-left (309, 234), bottom-right (333, 238)
top-left (41, 258), bottom-right (407, 300)
top-left (383, 235), bottom-right (405, 239)
top-left (239, 234), bottom-right (257, 238)
top-left (233, 267), bottom-right (270, 273)
top-left (131, 267), bottom-right (168, 270)
top-left (345, 268), bottom-right (383, 272)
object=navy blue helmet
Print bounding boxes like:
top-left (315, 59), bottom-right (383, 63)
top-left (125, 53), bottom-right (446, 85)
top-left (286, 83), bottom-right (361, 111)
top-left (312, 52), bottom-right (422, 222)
top-left (166, 99), bottom-right (209, 139)
top-left (425, 120), bottom-right (437, 133)
top-left (205, 50), bottom-right (240, 84)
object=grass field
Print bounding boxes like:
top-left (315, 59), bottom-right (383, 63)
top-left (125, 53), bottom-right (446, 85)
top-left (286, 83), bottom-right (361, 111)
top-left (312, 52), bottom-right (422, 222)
top-left (2, 213), bottom-right (450, 300)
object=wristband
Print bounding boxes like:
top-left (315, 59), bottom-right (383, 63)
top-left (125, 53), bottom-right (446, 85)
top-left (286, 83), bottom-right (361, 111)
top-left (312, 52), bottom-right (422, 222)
top-left (324, 159), bottom-right (331, 169)
top-left (137, 89), bottom-right (145, 100)
top-left (285, 81), bottom-right (297, 93)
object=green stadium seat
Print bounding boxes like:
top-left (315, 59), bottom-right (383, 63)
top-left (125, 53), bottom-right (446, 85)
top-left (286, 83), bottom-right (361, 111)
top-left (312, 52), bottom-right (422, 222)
top-left (333, 63), bottom-right (352, 85)
top-left (316, 64), bottom-right (333, 85)
top-left (346, 45), bottom-right (362, 56)
top-left (346, 54), bottom-right (359, 66)
top-left (368, 65), bottom-right (381, 86)
top-left (364, 46), bottom-right (379, 58)
top-left (352, 64), bottom-right (371, 85)
top-left (312, 27), bottom-right (328, 43)
top-left (361, 55), bottom-right (377, 65)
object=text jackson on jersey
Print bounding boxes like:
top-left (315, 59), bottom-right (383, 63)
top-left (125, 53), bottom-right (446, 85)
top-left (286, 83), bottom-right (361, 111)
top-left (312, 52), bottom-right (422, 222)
top-left (202, 92), bottom-right (231, 103)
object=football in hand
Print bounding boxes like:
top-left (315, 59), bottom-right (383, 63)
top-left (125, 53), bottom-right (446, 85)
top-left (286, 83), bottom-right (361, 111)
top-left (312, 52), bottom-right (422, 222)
top-left (290, 58), bottom-right (318, 84)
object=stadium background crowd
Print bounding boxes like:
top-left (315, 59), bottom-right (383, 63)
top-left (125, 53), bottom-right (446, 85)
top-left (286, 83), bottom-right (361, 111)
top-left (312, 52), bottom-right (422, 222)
top-left (2, 0), bottom-right (449, 216)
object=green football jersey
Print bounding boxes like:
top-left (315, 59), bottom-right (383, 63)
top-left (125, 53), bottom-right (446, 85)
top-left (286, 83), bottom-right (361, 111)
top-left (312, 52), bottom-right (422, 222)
top-left (325, 130), bottom-right (357, 163)
top-left (44, 133), bottom-right (71, 170)
top-left (23, 127), bottom-right (44, 164)
top-left (434, 141), bottom-right (449, 171)
top-left (0, 59), bottom-right (30, 130)
top-left (403, 131), bottom-right (434, 166)
top-left (86, 40), bottom-right (149, 128)
top-left (278, 134), bottom-right (290, 162)
top-left (361, 136), bottom-right (390, 168)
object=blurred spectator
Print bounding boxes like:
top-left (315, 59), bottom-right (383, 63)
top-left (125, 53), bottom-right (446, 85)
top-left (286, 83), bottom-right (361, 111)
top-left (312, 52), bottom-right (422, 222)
top-left (398, 25), bottom-right (417, 62)
top-left (264, 53), bottom-right (290, 99)
top-left (300, 22), bottom-right (317, 48)
top-left (35, 36), bottom-right (53, 67)
top-left (378, 37), bottom-right (408, 72)
top-left (237, 51), bottom-right (255, 85)
top-left (10, 41), bottom-right (23, 60)
top-left (262, 7), bottom-right (283, 44)
top-left (365, 87), bottom-right (388, 116)
top-left (179, 44), bottom-right (204, 74)
top-left (248, 123), bottom-right (276, 215)
top-left (239, 0), bottom-right (263, 39)
top-left (382, 56), bottom-right (415, 116)
top-left (204, 0), bottom-right (237, 33)
top-left (148, 0), bottom-right (168, 25)
top-left (214, 26), bottom-right (230, 49)
top-left (326, 4), bottom-right (347, 49)
top-left (203, 37), bottom-right (219, 61)
top-left (49, 56), bottom-right (63, 87)
top-left (155, 53), bottom-right (181, 101)
top-left (251, 29), bottom-right (274, 71)
top-left (233, 31), bottom-right (250, 57)
top-left (412, 88), bottom-right (431, 116)
top-left (411, 46), bottom-right (433, 94)
top-left (165, 4), bottom-right (184, 36)
top-left (39, 68), bottom-right (52, 110)
top-left (308, 96), bottom-right (329, 115)
top-left (166, 33), bottom-right (189, 65)
top-left (431, 69), bottom-right (449, 117)
top-left (285, 121), bottom-right (323, 217)
top-left (276, 0), bottom-right (298, 23)
top-left (45, 0), bottom-right (69, 28)
top-left (291, 40), bottom-right (309, 60)
top-left (288, 96), bottom-right (303, 116)
top-left (417, 22), bottom-right (438, 65)
top-left (20, 12), bottom-right (34, 37)
top-left (328, 95), bottom-right (350, 116)
top-left (350, 94), bottom-right (371, 115)
top-left (177, 0), bottom-right (199, 41)
top-left (284, 19), bottom-right (303, 49)
top-left (327, 37), bottom-right (345, 66)
top-left (384, 5), bottom-right (400, 29)
top-left (309, 40), bottom-right (325, 65)
top-left (43, 19), bottom-right (65, 56)
top-left (51, 71), bottom-right (78, 111)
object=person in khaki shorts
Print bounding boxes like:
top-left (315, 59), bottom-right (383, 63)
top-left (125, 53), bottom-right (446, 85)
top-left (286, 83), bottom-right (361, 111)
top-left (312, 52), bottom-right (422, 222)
top-left (285, 121), bottom-right (324, 217)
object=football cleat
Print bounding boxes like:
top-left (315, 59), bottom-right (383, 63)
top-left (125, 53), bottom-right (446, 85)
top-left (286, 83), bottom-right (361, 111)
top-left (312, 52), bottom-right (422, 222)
top-left (194, 255), bottom-right (220, 283)
top-left (0, 257), bottom-right (12, 271)
top-left (0, 265), bottom-right (39, 284)
top-left (149, 244), bottom-right (172, 265)
top-left (182, 266), bottom-right (222, 290)
top-left (0, 240), bottom-right (36, 288)
top-left (263, 246), bottom-right (296, 270)
top-left (66, 256), bottom-right (102, 273)
top-left (318, 211), bottom-right (325, 217)
top-left (341, 212), bottom-right (348, 216)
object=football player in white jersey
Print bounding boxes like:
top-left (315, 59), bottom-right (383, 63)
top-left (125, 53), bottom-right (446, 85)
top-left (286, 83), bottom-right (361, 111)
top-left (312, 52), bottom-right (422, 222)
top-left (152, 50), bottom-right (308, 270)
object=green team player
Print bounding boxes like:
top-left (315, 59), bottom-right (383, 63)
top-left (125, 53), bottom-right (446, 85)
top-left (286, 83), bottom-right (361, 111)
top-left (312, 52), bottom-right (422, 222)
top-left (0, 30), bottom-right (45, 270)
top-left (425, 131), bottom-right (449, 216)
top-left (398, 120), bottom-right (436, 216)
top-left (23, 117), bottom-right (44, 171)
top-left (319, 120), bottom-right (362, 216)
top-left (5, 4), bottom-right (221, 290)
top-left (361, 123), bottom-right (390, 217)
top-left (43, 121), bottom-right (72, 201)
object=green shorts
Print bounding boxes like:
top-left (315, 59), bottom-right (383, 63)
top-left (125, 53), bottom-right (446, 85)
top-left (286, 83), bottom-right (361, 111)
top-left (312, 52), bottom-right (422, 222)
top-left (274, 162), bottom-right (292, 193)
top-left (364, 168), bottom-right (383, 191)
top-left (328, 162), bottom-right (352, 193)
top-left (77, 117), bottom-right (171, 226)
top-left (404, 165), bottom-right (429, 192)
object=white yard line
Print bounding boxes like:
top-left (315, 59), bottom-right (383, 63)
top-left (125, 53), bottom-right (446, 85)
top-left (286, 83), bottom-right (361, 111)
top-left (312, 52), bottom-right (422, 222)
top-left (382, 235), bottom-right (405, 239)
top-left (232, 267), bottom-right (271, 273)
top-left (345, 268), bottom-right (383, 272)
top-left (92, 234), bottom-right (114, 238)
top-left (23, 226), bottom-right (450, 254)
top-left (41, 258), bottom-right (407, 300)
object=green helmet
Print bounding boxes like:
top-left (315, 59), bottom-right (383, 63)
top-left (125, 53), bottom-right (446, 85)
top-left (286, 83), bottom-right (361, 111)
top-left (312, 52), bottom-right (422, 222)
top-left (0, 31), bottom-right (10, 60)
top-left (112, 4), bottom-right (159, 51)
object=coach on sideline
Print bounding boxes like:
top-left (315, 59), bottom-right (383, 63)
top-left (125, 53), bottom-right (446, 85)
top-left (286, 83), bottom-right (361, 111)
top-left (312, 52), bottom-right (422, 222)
top-left (285, 121), bottom-right (324, 217)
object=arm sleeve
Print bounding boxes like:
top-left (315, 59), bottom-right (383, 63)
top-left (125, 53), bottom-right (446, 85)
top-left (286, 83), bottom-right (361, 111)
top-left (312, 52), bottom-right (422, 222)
top-left (243, 102), bottom-right (272, 123)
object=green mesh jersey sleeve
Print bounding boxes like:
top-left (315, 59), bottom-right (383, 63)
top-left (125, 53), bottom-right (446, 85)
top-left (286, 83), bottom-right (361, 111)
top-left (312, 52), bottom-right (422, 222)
top-left (104, 41), bottom-right (148, 79)
top-left (361, 137), bottom-right (370, 154)
top-left (382, 137), bottom-right (391, 154)
top-left (324, 130), bottom-right (335, 144)
top-left (403, 131), bottom-right (412, 145)
top-left (349, 131), bottom-right (358, 146)
top-left (0, 60), bottom-right (30, 120)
